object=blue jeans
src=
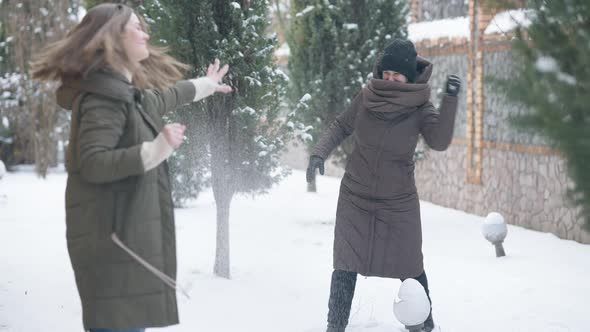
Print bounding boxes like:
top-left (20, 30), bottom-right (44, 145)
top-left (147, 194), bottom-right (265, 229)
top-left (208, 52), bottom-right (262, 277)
top-left (89, 329), bottom-right (145, 332)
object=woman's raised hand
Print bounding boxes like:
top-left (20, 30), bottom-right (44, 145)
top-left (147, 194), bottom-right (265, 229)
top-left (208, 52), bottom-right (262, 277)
top-left (207, 58), bottom-right (232, 94)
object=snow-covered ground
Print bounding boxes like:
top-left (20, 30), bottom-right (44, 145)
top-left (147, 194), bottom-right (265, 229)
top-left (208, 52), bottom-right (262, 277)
top-left (1, 169), bottom-right (589, 332)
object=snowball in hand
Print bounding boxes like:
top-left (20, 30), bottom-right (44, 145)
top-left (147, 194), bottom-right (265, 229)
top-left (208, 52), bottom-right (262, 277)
top-left (393, 278), bottom-right (431, 326)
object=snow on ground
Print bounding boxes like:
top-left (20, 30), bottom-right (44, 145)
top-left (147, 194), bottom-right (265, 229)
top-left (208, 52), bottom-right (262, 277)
top-left (1, 169), bottom-right (590, 332)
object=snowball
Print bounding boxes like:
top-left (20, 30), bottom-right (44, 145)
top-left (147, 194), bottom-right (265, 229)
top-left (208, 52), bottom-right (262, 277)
top-left (482, 212), bottom-right (508, 243)
top-left (484, 212), bottom-right (504, 225)
top-left (393, 279), bottom-right (431, 326)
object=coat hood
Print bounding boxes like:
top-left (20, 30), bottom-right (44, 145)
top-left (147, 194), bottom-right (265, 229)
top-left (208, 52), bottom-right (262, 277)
top-left (56, 69), bottom-right (136, 110)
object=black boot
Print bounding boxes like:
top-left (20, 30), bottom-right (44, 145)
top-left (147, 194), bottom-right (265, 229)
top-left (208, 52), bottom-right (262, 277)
top-left (402, 272), bottom-right (435, 332)
top-left (405, 323), bottom-right (424, 332)
top-left (404, 313), bottom-right (434, 332)
top-left (423, 313), bottom-right (435, 332)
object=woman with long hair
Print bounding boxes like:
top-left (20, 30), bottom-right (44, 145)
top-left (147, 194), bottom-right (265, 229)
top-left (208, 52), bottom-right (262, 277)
top-left (32, 3), bottom-right (231, 331)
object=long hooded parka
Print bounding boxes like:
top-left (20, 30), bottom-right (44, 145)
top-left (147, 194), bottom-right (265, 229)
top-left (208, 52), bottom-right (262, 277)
top-left (58, 69), bottom-right (197, 330)
top-left (312, 57), bottom-right (458, 278)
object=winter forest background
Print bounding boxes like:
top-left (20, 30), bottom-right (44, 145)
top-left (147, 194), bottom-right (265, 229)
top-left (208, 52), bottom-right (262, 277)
top-left (1, 0), bottom-right (590, 331)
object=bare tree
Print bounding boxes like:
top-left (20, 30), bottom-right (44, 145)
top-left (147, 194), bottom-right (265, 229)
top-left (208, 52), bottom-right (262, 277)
top-left (1, 0), bottom-right (80, 176)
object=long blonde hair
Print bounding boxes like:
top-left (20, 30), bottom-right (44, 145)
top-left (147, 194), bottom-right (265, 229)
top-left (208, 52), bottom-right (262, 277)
top-left (31, 3), bottom-right (189, 90)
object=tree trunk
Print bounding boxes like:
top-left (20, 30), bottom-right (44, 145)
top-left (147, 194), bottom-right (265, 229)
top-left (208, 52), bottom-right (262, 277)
top-left (209, 97), bottom-right (235, 279)
top-left (213, 190), bottom-right (232, 278)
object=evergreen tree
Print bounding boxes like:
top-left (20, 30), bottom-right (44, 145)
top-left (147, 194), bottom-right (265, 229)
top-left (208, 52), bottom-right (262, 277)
top-left (140, 0), bottom-right (302, 278)
top-left (85, 0), bottom-right (205, 207)
top-left (493, 0), bottom-right (590, 229)
top-left (139, 0), bottom-right (211, 208)
top-left (287, 0), bottom-right (407, 189)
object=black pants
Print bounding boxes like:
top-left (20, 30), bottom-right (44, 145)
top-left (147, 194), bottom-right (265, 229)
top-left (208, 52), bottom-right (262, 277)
top-left (327, 270), bottom-right (432, 328)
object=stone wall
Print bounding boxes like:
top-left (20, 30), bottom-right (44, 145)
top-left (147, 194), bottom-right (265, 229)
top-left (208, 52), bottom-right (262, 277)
top-left (414, 143), bottom-right (589, 243)
top-left (280, 46), bottom-right (590, 244)
top-left (280, 0), bottom-right (590, 244)
top-left (483, 51), bottom-right (547, 146)
top-left (401, 45), bottom-right (589, 244)
top-left (425, 53), bottom-right (469, 138)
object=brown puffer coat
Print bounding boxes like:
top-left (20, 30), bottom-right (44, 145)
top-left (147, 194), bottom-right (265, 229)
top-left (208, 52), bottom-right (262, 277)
top-left (312, 57), bottom-right (458, 278)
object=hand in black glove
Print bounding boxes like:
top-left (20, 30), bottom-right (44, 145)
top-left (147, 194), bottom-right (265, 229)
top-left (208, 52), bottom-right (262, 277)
top-left (306, 155), bottom-right (324, 183)
top-left (445, 74), bottom-right (461, 97)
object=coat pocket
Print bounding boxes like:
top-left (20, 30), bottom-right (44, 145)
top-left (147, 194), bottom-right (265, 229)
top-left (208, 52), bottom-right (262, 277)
top-left (66, 202), bottom-right (95, 240)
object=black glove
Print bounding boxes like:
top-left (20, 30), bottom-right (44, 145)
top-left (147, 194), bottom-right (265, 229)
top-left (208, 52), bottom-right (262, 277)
top-left (445, 74), bottom-right (461, 97)
top-left (306, 155), bottom-right (324, 183)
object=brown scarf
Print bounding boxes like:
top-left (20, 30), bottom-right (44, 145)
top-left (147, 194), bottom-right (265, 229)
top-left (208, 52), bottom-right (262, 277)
top-left (362, 78), bottom-right (431, 113)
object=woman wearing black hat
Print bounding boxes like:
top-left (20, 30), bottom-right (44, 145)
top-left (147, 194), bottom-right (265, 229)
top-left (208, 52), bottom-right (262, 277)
top-left (306, 38), bottom-right (461, 332)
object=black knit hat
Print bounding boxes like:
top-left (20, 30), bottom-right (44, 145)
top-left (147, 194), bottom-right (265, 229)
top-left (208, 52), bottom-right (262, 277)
top-left (378, 39), bottom-right (418, 82)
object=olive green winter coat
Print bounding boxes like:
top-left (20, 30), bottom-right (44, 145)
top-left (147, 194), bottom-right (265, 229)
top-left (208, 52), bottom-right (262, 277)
top-left (57, 69), bottom-right (196, 330)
